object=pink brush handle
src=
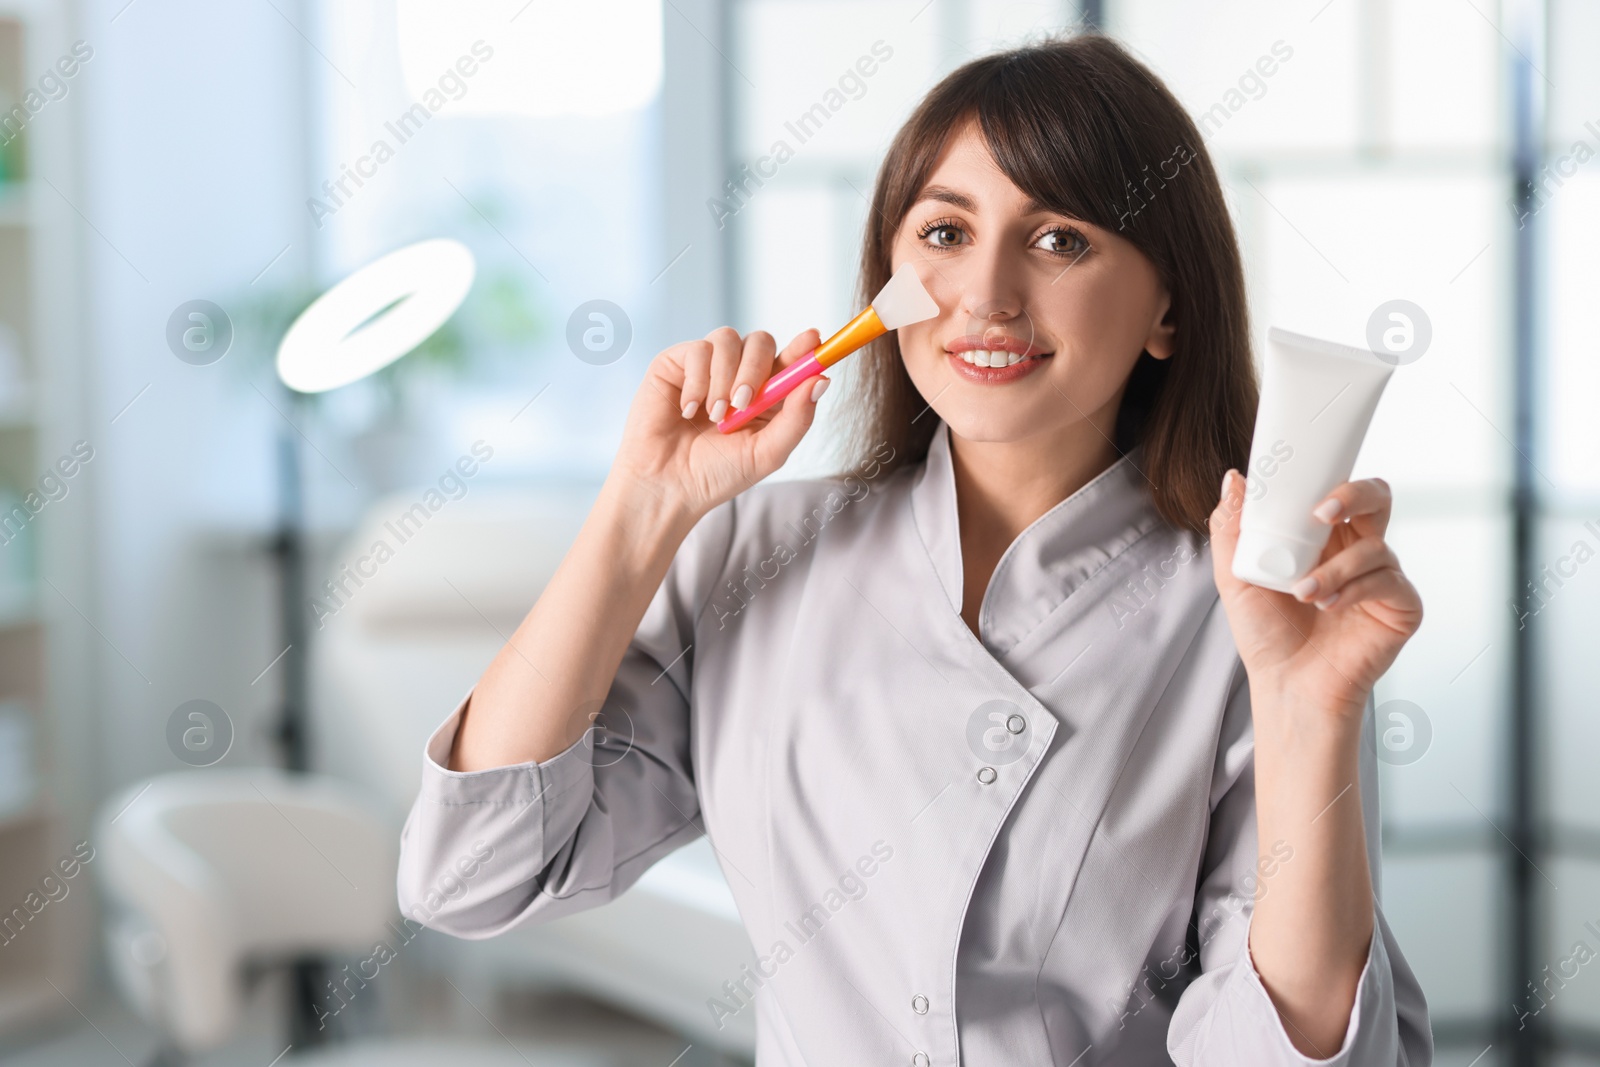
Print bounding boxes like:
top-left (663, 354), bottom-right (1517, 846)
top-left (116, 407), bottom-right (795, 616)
top-left (716, 352), bottom-right (826, 433)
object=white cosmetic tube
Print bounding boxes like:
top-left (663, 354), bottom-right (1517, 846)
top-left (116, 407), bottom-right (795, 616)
top-left (1232, 327), bottom-right (1396, 592)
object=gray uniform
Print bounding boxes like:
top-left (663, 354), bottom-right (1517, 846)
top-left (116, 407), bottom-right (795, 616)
top-left (397, 420), bottom-right (1433, 1065)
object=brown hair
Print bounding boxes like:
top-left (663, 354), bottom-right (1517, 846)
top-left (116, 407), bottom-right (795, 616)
top-left (838, 33), bottom-right (1257, 534)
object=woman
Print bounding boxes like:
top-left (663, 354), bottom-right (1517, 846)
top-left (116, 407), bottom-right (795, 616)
top-left (398, 34), bottom-right (1433, 1065)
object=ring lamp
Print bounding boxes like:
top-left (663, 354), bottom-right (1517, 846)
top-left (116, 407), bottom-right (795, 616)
top-left (276, 238), bottom-right (476, 393)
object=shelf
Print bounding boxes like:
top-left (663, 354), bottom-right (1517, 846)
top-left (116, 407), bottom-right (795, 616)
top-left (0, 5), bottom-right (89, 1046)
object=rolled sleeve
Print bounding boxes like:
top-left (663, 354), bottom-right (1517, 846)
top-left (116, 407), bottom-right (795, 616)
top-left (1168, 677), bottom-right (1433, 1066)
top-left (394, 499), bottom-right (737, 940)
top-left (1196, 905), bottom-right (1391, 1065)
top-left (396, 692), bottom-right (601, 938)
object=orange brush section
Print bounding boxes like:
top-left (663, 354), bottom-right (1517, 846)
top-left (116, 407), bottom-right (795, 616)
top-left (814, 306), bottom-right (888, 369)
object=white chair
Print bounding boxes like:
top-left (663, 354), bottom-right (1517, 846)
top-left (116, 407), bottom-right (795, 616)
top-left (94, 769), bottom-right (538, 1066)
top-left (312, 486), bottom-right (760, 1055)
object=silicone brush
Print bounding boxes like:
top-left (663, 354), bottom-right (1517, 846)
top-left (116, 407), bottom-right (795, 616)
top-left (716, 262), bottom-right (939, 433)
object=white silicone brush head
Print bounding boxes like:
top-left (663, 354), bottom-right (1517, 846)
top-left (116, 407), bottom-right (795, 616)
top-left (870, 262), bottom-right (940, 330)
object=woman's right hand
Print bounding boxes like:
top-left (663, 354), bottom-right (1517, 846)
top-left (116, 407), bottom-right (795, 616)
top-left (454, 325), bottom-right (828, 772)
top-left (610, 326), bottom-right (828, 520)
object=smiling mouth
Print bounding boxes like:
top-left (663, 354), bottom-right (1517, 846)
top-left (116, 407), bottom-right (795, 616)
top-left (940, 337), bottom-right (1056, 375)
top-left (948, 347), bottom-right (1053, 368)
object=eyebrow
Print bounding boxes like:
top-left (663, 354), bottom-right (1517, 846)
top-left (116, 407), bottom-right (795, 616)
top-left (914, 184), bottom-right (1056, 217)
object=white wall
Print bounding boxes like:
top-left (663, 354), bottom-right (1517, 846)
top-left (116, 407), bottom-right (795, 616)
top-left (77, 0), bottom-right (316, 795)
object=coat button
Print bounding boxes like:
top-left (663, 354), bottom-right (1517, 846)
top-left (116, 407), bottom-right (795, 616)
top-left (976, 766), bottom-right (997, 785)
top-left (912, 1055), bottom-right (930, 1067)
top-left (912, 994), bottom-right (929, 1014)
top-left (1006, 713), bottom-right (1026, 734)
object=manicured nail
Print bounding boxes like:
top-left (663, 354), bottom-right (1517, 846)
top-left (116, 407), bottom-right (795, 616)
top-left (731, 384), bottom-right (753, 409)
top-left (810, 376), bottom-right (831, 402)
top-left (1221, 470), bottom-right (1237, 498)
top-left (1291, 576), bottom-right (1320, 600)
top-left (1314, 592), bottom-right (1340, 610)
top-left (1313, 498), bottom-right (1342, 523)
top-left (681, 400), bottom-right (698, 419)
top-left (709, 398), bottom-right (728, 422)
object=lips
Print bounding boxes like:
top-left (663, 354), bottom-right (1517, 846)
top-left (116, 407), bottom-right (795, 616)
top-left (945, 348), bottom-right (1052, 383)
top-left (944, 334), bottom-right (1054, 375)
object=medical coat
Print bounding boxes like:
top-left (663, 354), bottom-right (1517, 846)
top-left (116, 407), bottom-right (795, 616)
top-left (397, 419), bottom-right (1433, 1065)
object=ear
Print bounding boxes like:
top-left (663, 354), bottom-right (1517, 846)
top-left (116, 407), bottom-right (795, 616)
top-left (1144, 289), bottom-right (1176, 361)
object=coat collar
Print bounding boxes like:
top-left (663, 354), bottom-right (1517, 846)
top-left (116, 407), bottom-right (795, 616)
top-left (908, 419), bottom-right (1165, 657)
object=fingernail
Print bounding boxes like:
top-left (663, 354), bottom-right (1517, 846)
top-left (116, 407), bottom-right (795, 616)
top-left (810, 376), bottom-right (831, 402)
top-left (731, 384), bottom-right (753, 409)
top-left (1314, 592), bottom-right (1340, 610)
top-left (1291, 576), bottom-right (1320, 600)
top-left (709, 398), bottom-right (728, 422)
top-left (681, 400), bottom-right (699, 419)
top-left (1313, 498), bottom-right (1342, 523)
top-left (1221, 470), bottom-right (1235, 498)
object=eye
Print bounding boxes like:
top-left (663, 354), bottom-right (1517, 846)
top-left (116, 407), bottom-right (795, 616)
top-left (915, 216), bottom-right (966, 250)
top-left (1034, 225), bottom-right (1089, 258)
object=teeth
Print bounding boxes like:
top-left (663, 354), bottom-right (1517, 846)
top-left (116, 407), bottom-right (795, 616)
top-left (956, 349), bottom-right (1030, 367)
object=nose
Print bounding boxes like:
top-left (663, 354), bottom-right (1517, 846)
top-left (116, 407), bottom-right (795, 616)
top-left (959, 288), bottom-right (1029, 348)
top-left (955, 250), bottom-right (1028, 332)
top-left (961, 296), bottom-right (1026, 336)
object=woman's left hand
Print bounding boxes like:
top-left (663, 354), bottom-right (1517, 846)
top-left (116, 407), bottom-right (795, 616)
top-left (1210, 470), bottom-right (1424, 722)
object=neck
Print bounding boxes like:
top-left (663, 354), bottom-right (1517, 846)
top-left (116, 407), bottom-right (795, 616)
top-left (947, 419), bottom-right (1121, 549)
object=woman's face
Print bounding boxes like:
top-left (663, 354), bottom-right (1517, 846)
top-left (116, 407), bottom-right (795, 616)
top-left (890, 120), bottom-right (1176, 447)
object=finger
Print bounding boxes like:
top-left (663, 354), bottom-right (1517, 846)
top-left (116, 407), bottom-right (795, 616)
top-left (775, 327), bottom-right (822, 370)
top-left (1288, 536), bottom-right (1399, 607)
top-left (703, 326), bottom-right (743, 424)
top-left (729, 331), bottom-right (777, 414)
top-left (1306, 565), bottom-right (1421, 622)
top-left (676, 339), bottom-right (712, 420)
top-left (721, 328), bottom-right (822, 428)
top-left (749, 373), bottom-right (828, 470)
top-left (1208, 469), bottom-right (1250, 597)
top-left (1310, 477), bottom-right (1392, 539)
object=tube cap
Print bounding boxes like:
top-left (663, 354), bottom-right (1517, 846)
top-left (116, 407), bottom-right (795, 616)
top-left (1230, 527), bottom-right (1327, 593)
